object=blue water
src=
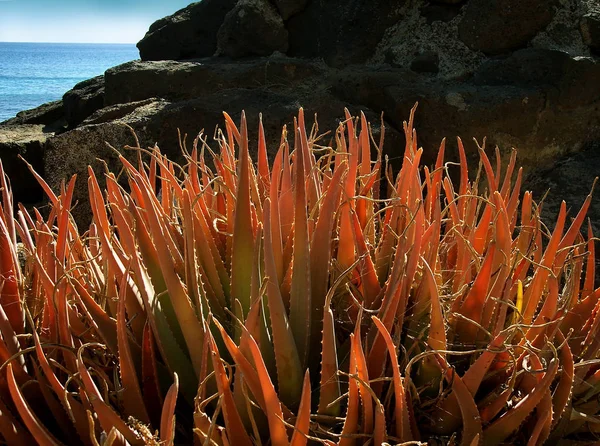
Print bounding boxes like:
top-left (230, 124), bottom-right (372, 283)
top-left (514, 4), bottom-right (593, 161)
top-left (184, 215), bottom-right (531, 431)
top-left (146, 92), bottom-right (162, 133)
top-left (0, 42), bottom-right (138, 122)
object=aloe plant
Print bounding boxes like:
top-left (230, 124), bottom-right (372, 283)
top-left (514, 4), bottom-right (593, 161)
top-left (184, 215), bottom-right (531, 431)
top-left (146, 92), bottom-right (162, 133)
top-left (0, 106), bottom-right (598, 445)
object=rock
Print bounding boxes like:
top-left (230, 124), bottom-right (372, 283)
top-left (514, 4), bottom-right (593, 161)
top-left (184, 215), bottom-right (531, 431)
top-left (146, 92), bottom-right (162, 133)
top-left (45, 121), bottom-right (148, 228)
top-left (0, 125), bottom-right (48, 204)
top-left (137, 0), bottom-right (238, 61)
top-left (273, 0), bottom-right (307, 20)
top-left (420, 3), bottom-right (463, 24)
top-left (432, 0), bottom-right (465, 3)
top-left (331, 64), bottom-right (600, 171)
top-left (104, 57), bottom-right (327, 106)
top-left (0, 100), bottom-right (65, 130)
top-left (82, 99), bottom-right (158, 126)
top-left (287, 0), bottom-right (407, 66)
top-left (472, 49), bottom-right (600, 109)
top-left (525, 141), bottom-right (600, 238)
top-left (458, 0), bottom-right (559, 54)
top-left (63, 76), bottom-right (105, 128)
top-left (410, 51), bottom-right (440, 73)
top-left (581, 12), bottom-right (600, 53)
top-left (217, 0), bottom-right (288, 58)
top-left (44, 88), bottom-right (402, 228)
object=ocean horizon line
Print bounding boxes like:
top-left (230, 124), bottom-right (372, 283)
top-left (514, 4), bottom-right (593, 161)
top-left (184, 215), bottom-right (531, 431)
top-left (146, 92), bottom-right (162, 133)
top-left (0, 41), bottom-right (137, 46)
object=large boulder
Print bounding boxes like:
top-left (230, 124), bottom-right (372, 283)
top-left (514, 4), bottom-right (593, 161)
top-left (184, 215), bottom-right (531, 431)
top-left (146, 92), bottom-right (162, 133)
top-left (287, 0), bottom-right (408, 66)
top-left (273, 0), bottom-right (307, 20)
top-left (458, 0), bottom-right (559, 54)
top-left (103, 57), bottom-right (327, 106)
top-left (581, 11), bottom-right (600, 53)
top-left (63, 76), bottom-right (105, 128)
top-left (137, 0), bottom-right (238, 61)
top-left (0, 125), bottom-right (49, 204)
top-left (44, 88), bottom-right (402, 227)
top-left (0, 100), bottom-right (64, 127)
top-left (217, 0), bottom-right (288, 58)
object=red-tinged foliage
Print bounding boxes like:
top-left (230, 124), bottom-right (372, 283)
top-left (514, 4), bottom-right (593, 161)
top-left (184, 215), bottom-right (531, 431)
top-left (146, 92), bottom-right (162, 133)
top-left (0, 106), bottom-right (597, 445)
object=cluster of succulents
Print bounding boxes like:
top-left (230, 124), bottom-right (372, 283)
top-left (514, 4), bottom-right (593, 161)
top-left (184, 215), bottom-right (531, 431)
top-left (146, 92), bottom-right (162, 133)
top-left (0, 107), bottom-right (598, 445)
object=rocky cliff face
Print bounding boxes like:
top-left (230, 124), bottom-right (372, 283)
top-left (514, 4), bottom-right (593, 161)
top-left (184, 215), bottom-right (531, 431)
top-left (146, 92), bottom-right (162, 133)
top-left (1, 0), bottom-right (599, 231)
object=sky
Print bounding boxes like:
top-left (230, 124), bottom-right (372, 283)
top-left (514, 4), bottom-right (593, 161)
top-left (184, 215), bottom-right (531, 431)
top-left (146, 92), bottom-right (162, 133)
top-left (0, 0), bottom-right (193, 44)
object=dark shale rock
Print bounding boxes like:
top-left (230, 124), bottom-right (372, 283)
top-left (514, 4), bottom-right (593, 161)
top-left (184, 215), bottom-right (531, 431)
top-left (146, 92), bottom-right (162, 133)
top-left (272, 0), bottom-right (307, 20)
top-left (63, 76), bottom-right (105, 128)
top-left (44, 89), bottom-right (402, 227)
top-left (137, 0), bottom-right (238, 61)
top-left (458, 0), bottom-right (559, 54)
top-left (0, 125), bottom-right (48, 204)
top-left (0, 100), bottom-right (65, 130)
top-left (286, 0), bottom-right (408, 67)
top-left (217, 0), bottom-right (288, 58)
top-left (103, 57), bottom-right (327, 106)
top-left (581, 11), bottom-right (600, 53)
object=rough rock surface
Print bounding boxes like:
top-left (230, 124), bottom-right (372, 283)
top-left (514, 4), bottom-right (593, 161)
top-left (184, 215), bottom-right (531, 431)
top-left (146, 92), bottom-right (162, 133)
top-left (1, 100), bottom-right (65, 129)
top-left (217, 0), bottom-right (288, 58)
top-left (0, 125), bottom-right (49, 203)
top-left (458, 0), bottom-right (559, 54)
top-left (0, 0), bottom-right (599, 232)
top-left (63, 76), bottom-right (105, 128)
top-left (582, 11), bottom-right (600, 52)
top-left (137, 0), bottom-right (237, 61)
top-left (287, 0), bottom-right (407, 66)
top-left (273, 0), bottom-right (307, 20)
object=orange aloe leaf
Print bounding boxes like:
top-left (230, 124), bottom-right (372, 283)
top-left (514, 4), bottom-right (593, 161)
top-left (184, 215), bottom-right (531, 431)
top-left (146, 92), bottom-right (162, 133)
top-left (77, 349), bottom-right (143, 445)
top-left (456, 137), bottom-right (469, 217)
top-left (455, 243), bottom-right (496, 342)
top-left (423, 260), bottom-right (447, 353)
top-left (263, 198), bottom-right (304, 408)
top-left (309, 161), bottom-right (346, 364)
top-left (552, 330), bottom-right (575, 425)
top-left (352, 315), bottom-right (373, 434)
top-left (0, 204), bottom-right (24, 334)
top-left (462, 331), bottom-right (509, 397)
top-left (0, 395), bottom-right (32, 446)
top-left (141, 321), bottom-right (163, 428)
top-left (528, 390), bottom-right (553, 446)
top-left (125, 169), bottom-right (206, 378)
top-left (207, 325), bottom-right (254, 446)
top-left (160, 373), bottom-right (179, 446)
top-left (372, 316), bottom-right (412, 441)
top-left (350, 210), bottom-right (381, 309)
top-left (289, 127), bottom-right (312, 366)
top-left (31, 329), bottom-right (90, 443)
top-left (124, 229), bottom-right (197, 403)
top-left (116, 269), bottom-right (151, 425)
top-left (317, 292), bottom-right (341, 417)
top-left (522, 201), bottom-right (567, 325)
top-left (231, 111), bottom-right (255, 322)
top-left (245, 323), bottom-right (289, 445)
top-left (478, 145), bottom-right (497, 193)
top-left (7, 363), bottom-right (60, 446)
top-left (483, 358), bottom-right (559, 445)
top-left (71, 278), bottom-right (118, 353)
top-left (213, 318), bottom-right (267, 412)
top-left (337, 113), bottom-right (358, 271)
top-left (339, 333), bottom-right (360, 446)
top-left (297, 108), bottom-right (320, 208)
top-left (583, 221), bottom-right (596, 297)
top-left (257, 114), bottom-right (270, 194)
top-left (555, 181), bottom-right (595, 268)
top-left (436, 356), bottom-right (483, 446)
top-left (290, 370), bottom-right (311, 446)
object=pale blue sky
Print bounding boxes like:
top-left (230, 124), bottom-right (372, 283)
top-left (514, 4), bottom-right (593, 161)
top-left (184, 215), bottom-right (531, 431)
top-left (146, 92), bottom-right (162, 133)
top-left (0, 0), bottom-right (192, 43)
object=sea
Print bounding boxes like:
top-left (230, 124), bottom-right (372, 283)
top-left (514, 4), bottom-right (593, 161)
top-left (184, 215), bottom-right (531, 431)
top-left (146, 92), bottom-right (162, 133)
top-left (0, 42), bottom-right (139, 122)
